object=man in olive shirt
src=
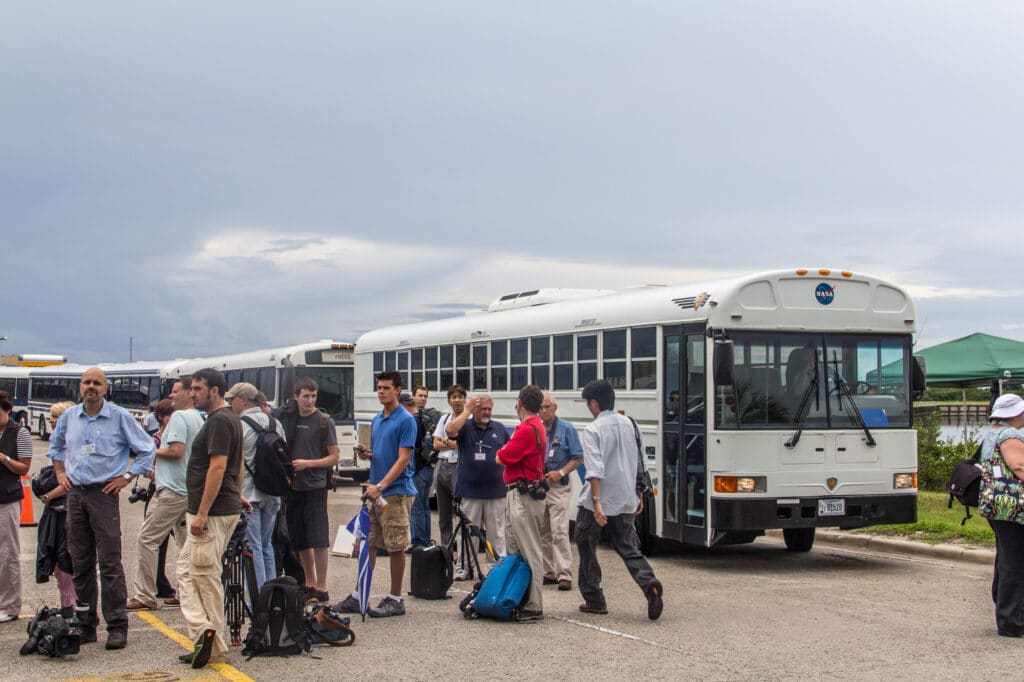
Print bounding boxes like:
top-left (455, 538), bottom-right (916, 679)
top-left (176, 368), bottom-right (244, 669)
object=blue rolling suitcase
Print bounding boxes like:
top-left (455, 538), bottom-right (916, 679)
top-left (464, 554), bottom-right (531, 620)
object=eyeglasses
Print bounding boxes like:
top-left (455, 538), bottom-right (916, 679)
top-left (540, 404), bottom-right (554, 409)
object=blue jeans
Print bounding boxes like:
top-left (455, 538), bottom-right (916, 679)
top-left (246, 497), bottom-right (281, 590)
top-left (410, 466), bottom-right (434, 547)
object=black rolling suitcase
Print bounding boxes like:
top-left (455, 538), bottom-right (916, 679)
top-left (409, 544), bottom-right (453, 599)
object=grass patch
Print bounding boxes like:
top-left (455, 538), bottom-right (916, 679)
top-left (852, 491), bottom-right (994, 546)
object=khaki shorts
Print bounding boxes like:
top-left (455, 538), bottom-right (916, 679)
top-left (368, 494), bottom-right (412, 553)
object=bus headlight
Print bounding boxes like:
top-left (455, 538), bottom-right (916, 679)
top-left (714, 476), bottom-right (766, 493)
top-left (893, 473), bottom-right (917, 490)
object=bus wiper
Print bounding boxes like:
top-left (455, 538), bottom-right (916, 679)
top-left (830, 357), bottom-right (876, 447)
top-left (784, 364), bottom-right (819, 449)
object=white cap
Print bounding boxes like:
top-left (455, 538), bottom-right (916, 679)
top-left (990, 394), bottom-right (1024, 421)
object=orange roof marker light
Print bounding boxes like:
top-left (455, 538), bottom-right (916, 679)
top-left (795, 269), bottom-right (808, 276)
top-left (841, 271), bottom-right (853, 278)
top-left (818, 269), bottom-right (831, 276)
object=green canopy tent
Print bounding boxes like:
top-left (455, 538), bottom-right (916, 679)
top-left (915, 332), bottom-right (1024, 387)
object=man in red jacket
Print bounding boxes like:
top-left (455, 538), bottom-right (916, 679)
top-left (496, 385), bottom-right (547, 621)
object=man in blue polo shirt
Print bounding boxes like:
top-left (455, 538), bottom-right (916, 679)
top-left (49, 367), bottom-right (156, 650)
top-left (338, 370), bottom-right (416, 618)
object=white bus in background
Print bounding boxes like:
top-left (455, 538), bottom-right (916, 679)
top-left (171, 340), bottom-right (362, 480)
top-left (8, 340), bottom-right (365, 482)
top-left (354, 269), bottom-right (924, 552)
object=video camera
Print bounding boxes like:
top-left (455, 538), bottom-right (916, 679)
top-left (128, 480), bottom-right (156, 504)
top-left (20, 606), bottom-right (82, 658)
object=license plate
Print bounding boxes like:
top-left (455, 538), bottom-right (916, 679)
top-left (818, 499), bottom-right (845, 516)
top-left (340, 458), bottom-right (354, 467)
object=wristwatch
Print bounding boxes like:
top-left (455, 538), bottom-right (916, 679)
top-left (122, 473), bottom-right (134, 483)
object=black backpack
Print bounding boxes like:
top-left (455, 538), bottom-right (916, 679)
top-left (948, 443), bottom-right (984, 525)
top-left (242, 576), bottom-right (309, 658)
top-left (241, 415), bottom-right (294, 497)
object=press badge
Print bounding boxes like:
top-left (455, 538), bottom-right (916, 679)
top-left (475, 442), bottom-right (486, 461)
top-left (993, 463), bottom-right (1005, 479)
top-left (82, 443), bottom-right (96, 455)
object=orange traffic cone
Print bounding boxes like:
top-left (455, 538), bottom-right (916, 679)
top-left (19, 475), bottom-right (36, 527)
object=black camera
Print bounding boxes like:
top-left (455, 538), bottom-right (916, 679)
top-left (20, 606), bottom-right (81, 658)
top-left (128, 481), bottom-right (155, 504)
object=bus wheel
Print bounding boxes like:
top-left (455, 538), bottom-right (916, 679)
top-left (38, 414), bottom-right (50, 441)
top-left (783, 528), bottom-right (815, 552)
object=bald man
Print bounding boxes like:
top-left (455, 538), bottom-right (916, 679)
top-left (49, 368), bottom-right (156, 650)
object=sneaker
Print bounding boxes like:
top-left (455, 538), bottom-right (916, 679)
top-left (579, 602), bottom-right (608, 615)
top-left (516, 609), bottom-right (544, 622)
top-left (335, 595), bottom-right (360, 614)
top-left (558, 579), bottom-right (572, 591)
top-left (79, 628), bottom-right (98, 644)
top-left (645, 580), bottom-right (664, 621)
top-left (125, 598), bottom-right (154, 611)
top-left (191, 629), bottom-right (216, 669)
top-left (368, 596), bottom-right (406, 618)
top-left (542, 576), bottom-right (558, 586)
top-left (0, 612), bottom-right (17, 623)
top-left (163, 597), bottom-right (180, 606)
top-left (453, 567), bottom-right (469, 581)
top-left (105, 630), bottom-right (127, 650)
top-left (314, 590), bottom-right (330, 603)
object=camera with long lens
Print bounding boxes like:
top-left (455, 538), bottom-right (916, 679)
top-left (128, 481), bottom-right (156, 504)
top-left (20, 606), bottom-right (81, 658)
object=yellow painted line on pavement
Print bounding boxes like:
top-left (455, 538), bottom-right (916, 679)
top-left (136, 610), bottom-right (254, 682)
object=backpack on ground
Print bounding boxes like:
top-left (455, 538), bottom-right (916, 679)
top-left (460, 554), bottom-right (531, 620)
top-left (409, 543), bottom-right (453, 599)
top-left (242, 576), bottom-right (310, 658)
top-left (305, 603), bottom-right (355, 647)
top-left (948, 442), bottom-right (984, 525)
top-left (241, 415), bottom-right (294, 497)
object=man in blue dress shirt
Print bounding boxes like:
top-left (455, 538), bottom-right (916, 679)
top-left (49, 368), bottom-right (156, 650)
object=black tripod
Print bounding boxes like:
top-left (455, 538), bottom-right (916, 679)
top-left (448, 499), bottom-right (497, 582)
top-left (222, 513), bottom-right (259, 646)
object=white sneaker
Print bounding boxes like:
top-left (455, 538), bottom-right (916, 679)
top-left (0, 612), bottom-right (17, 623)
top-left (453, 567), bottom-right (468, 581)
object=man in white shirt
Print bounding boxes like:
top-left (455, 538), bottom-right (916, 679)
top-left (431, 385), bottom-right (467, 549)
top-left (575, 379), bottom-right (663, 621)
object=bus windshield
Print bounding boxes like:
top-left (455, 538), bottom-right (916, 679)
top-left (716, 332), bottom-right (911, 430)
top-left (295, 366), bottom-right (354, 424)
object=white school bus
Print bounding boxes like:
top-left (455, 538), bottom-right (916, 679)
top-left (353, 269), bottom-right (923, 552)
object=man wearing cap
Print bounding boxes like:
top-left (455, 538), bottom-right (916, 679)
top-left (409, 387), bottom-right (439, 550)
top-left (228, 381), bottom-right (287, 591)
top-left (539, 392), bottom-right (584, 591)
top-left (127, 378), bottom-right (203, 611)
top-left (48, 367), bottom-right (156, 650)
top-left (276, 377), bottom-right (339, 602)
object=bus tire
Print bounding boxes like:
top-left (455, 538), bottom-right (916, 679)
top-left (38, 414), bottom-right (50, 441)
top-left (783, 527), bottom-right (815, 552)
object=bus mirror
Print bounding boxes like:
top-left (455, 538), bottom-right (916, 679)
top-left (713, 340), bottom-right (735, 387)
top-left (911, 356), bottom-right (926, 397)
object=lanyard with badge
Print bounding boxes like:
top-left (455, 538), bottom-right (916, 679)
top-left (474, 438), bottom-right (494, 462)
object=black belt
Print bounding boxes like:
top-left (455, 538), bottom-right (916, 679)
top-left (72, 482), bottom-right (106, 491)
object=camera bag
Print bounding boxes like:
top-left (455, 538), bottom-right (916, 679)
top-left (409, 544), bottom-right (453, 599)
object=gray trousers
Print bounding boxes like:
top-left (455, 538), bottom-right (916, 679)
top-left (67, 486), bottom-right (128, 632)
top-left (435, 461), bottom-right (458, 548)
top-left (575, 506), bottom-right (657, 606)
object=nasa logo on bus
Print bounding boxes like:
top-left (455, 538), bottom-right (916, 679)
top-left (815, 283), bottom-right (835, 306)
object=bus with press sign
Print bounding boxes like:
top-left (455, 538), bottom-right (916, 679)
top-left (352, 269), bottom-right (924, 552)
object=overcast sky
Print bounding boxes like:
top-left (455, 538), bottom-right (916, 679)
top-left (2, 2), bottom-right (1023, 364)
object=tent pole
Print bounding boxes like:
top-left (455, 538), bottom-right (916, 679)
top-left (962, 387), bottom-right (967, 444)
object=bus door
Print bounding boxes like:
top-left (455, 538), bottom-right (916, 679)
top-left (661, 325), bottom-right (707, 545)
